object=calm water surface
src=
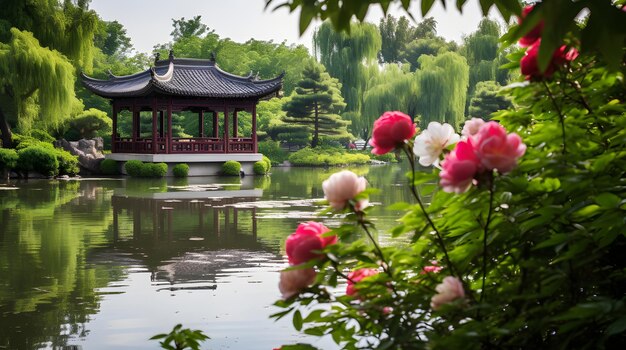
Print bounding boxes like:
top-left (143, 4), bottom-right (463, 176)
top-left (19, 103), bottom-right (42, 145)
top-left (0, 165), bottom-right (412, 349)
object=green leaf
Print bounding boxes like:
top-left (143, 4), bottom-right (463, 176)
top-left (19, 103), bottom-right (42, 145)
top-left (293, 310), bottom-right (303, 331)
top-left (421, 0), bottom-right (435, 16)
top-left (594, 193), bottom-right (621, 209)
top-left (572, 204), bottom-right (602, 220)
top-left (606, 315), bottom-right (626, 336)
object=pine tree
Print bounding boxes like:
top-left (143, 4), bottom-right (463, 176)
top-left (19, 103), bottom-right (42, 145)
top-left (282, 62), bottom-right (350, 148)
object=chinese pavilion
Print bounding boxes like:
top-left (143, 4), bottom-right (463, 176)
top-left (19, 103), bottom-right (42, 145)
top-left (81, 51), bottom-right (283, 175)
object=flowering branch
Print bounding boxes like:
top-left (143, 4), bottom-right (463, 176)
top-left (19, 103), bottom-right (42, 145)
top-left (402, 145), bottom-right (460, 279)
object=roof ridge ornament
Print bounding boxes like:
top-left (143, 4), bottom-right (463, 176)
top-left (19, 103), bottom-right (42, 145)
top-left (169, 50), bottom-right (174, 61)
top-left (154, 52), bottom-right (160, 64)
top-left (209, 52), bottom-right (216, 64)
top-left (151, 61), bottom-right (174, 82)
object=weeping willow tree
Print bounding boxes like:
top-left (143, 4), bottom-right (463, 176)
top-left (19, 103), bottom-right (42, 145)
top-left (415, 52), bottom-right (469, 128)
top-left (460, 18), bottom-right (505, 113)
top-left (0, 0), bottom-right (97, 147)
top-left (0, 29), bottom-right (78, 147)
top-left (360, 64), bottom-right (419, 144)
top-left (313, 21), bottom-right (381, 114)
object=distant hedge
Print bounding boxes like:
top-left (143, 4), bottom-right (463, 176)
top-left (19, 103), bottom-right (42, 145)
top-left (288, 147), bottom-right (370, 166)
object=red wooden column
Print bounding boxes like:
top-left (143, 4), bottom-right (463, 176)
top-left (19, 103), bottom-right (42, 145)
top-left (224, 106), bottom-right (229, 153)
top-left (199, 110), bottom-right (205, 138)
top-left (167, 99), bottom-right (173, 154)
top-left (111, 101), bottom-right (118, 153)
top-left (232, 109), bottom-right (238, 138)
top-left (159, 111), bottom-right (164, 137)
top-left (252, 103), bottom-right (257, 153)
top-left (132, 103), bottom-right (138, 152)
top-left (151, 98), bottom-right (157, 154)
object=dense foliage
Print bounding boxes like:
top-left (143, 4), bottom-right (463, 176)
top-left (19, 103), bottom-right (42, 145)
top-left (99, 158), bottom-right (119, 175)
top-left (267, 1), bottom-right (626, 349)
top-left (288, 148), bottom-right (370, 167)
top-left (172, 163), bottom-right (190, 178)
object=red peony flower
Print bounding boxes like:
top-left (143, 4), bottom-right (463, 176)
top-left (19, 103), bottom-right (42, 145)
top-left (518, 5), bottom-right (544, 47)
top-left (279, 267), bottom-right (316, 299)
top-left (346, 268), bottom-right (380, 296)
top-left (285, 222), bottom-right (336, 265)
top-left (369, 111), bottom-right (417, 155)
top-left (520, 40), bottom-right (579, 80)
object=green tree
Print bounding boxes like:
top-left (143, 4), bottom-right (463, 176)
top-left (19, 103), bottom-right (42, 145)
top-left (64, 108), bottom-right (112, 140)
top-left (94, 20), bottom-right (131, 56)
top-left (170, 16), bottom-right (208, 41)
top-left (415, 52), bottom-right (469, 128)
top-left (467, 81), bottom-right (512, 120)
top-left (313, 21), bottom-right (381, 113)
top-left (0, 29), bottom-right (79, 147)
top-left (0, 0), bottom-right (97, 147)
top-left (402, 36), bottom-right (457, 71)
top-left (378, 15), bottom-right (415, 63)
top-left (282, 62), bottom-right (350, 148)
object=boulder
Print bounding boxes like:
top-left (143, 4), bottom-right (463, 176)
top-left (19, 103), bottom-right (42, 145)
top-left (55, 138), bottom-right (105, 174)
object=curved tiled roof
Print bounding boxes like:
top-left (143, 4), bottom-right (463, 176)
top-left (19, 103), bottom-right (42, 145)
top-left (81, 57), bottom-right (283, 99)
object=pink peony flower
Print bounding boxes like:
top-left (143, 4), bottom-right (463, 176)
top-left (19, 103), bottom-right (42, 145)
top-left (439, 139), bottom-right (481, 193)
top-left (413, 122), bottom-right (460, 167)
top-left (471, 121), bottom-right (526, 174)
top-left (346, 268), bottom-right (380, 296)
top-left (520, 40), bottom-right (579, 80)
top-left (461, 118), bottom-right (486, 139)
top-left (430, 276), bottom-right (465, 310)
top-left (518, 5), bottom-right (544, 47)
top-left (278, 267), bottom-right (316, 299)
top-left (421, 265), bottom-right (443, 274)
top-left (285, 222), bottom-right (336, 265)
top-left (322, 170), bottom-right (368, 211)
top-left (370, 111), bottom-right (417, 155)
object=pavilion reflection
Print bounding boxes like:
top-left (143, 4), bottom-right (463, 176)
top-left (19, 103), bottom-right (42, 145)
top-left (93, 182), bottom-right (278, 287)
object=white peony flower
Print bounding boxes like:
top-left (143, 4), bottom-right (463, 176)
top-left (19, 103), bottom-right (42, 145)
top-left (413, 122), bottom-right (460, 167)
top-left (322, 170), bottom-right (368, 211)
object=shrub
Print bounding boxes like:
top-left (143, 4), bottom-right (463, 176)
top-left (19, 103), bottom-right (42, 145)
top-left (150, 163), bottom-right (168, 177)
top-left (262, 155), bottom-right (272, 171)
top-left (54, 149), bottom-right (79, 175)
top-left (13, 134), bottom-right (54, 150)
top-left (0, 148), bottom-right (18, 171)
top-left (124, 160), bottom-right (143, 177)
top-left (172, 163), bottom-right (189, 178)
top-left (222, 160), bottom-right (241, 176)
top-left (258, 140), bottom-right (288, 165)
top-left (253, 161), bottom-right (268, 175)
top-left (30, 129), bottom-right (55, 143)
top-left (65, 108), bottom-right (112, 140)
top-left (17, 146), bottom-right (59, 177)
top-left (288, 147), bottom-right (370, 166)
top-left (100, 159), bottom-right (119, 175)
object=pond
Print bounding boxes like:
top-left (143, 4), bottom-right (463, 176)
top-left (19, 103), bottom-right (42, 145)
top-left (0, 164), bottom-right (413, 349)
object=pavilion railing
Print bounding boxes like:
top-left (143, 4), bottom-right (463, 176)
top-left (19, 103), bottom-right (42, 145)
top-left (112, 137), bottom-right (254, 154)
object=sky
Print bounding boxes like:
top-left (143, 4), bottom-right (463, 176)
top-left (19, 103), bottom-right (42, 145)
top-left (90, 0), bottom-right (498, 55)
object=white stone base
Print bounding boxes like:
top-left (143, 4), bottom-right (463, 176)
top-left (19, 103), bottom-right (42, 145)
top-left (106, 153), bottom-right (263, 176)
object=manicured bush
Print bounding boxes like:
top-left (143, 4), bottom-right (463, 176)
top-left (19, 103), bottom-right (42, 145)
top-left (54, 149), bottom-right (79, 175)
top-left (30, 129), bottom-right (55, 143)
top-left (124, 160), bottom-right (143, 177)
top-left (172, 163), bottom-right (189, 178)
top-left (17, 146), bottom-right (59, 177)
top-left (0, 148), bottom-right (18, 171)
top-left (258, 140), bottom-right (288, 165)
top-left (100, 159), bottom-right (119, 175)
top-left (13, 134), bottom-right (54, 150)
top-left (261, 155), bottom-right (272, 171)
top-left (288, 147), bottom-right (370, 166)
top-left (222, 160), bottom-right (241, 176)
top-left (150, 163), bottom-right (168, 177)
top-left (253, 160), bottom-right (269, 175)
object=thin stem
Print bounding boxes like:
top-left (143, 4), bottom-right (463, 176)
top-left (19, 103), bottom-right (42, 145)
top-left (402, 146), bottom-right (459, 279)
top-left (330, 260), bottom-right (357, 284)
top-left (356, 213), bottom-right (399, 296)
top-left (480, 173), bottom-right (495, 304)
top-left (543, 81), bottom-right (567, 155)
